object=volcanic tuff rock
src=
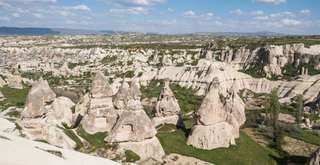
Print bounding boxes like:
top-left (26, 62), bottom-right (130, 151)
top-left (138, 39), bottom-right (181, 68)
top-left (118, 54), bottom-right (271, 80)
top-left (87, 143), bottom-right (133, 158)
top-left (201, 43), bottom-right (320, 78)
top-left (152, 81), bottom-right (183, 127)
top-left (310, 148), bottom-right (320, 165)
top-left (0, 76), bottom-right (6, 87)
top-left (113, 79), bottom-right (143, 111)
top-left (22, 80), bottom-right (56, 118)
top-left (81, 71), bottom-right (117, 134)
top-left (187, 81), bottom-right (246, 150)
top-left (20, 80), bottom-right (76, 149)
top-left (7, 74), bottom-right (23, 89)
top-left (105, 80), bottom-right (165, 160)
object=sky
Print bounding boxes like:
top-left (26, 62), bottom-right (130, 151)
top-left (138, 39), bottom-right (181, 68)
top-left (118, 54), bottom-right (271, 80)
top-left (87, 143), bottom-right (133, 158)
top-left (0, 0), bottom-right (319, 34)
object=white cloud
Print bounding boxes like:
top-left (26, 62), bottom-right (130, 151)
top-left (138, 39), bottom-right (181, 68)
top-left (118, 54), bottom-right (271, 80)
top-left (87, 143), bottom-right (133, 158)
top-left (255, 0), bottom-right (286, 5)
top-left (183, 10), bottom-right (196, 17)
top-left (57, 10), bottom-right (74, 17)
top-left (109, 7), bottom-right (148, 15)
top-left (280, 18), bottom-right (301, 26)
top-left (112, 0), bottom-right (166, 6)
top-left (300, 9), bottom-right (311, 15)
top-left (255, 16), bottom-right (269, 20)
top-left (12, 13), bottom-right (20, 18)
top-left (230, 9), bottom-right (243, 15)
top-left (251, 10), bottom-right (264, 16)
top-left (65, 4), bottom-right (91, 12)
top-left (167, 8), bottom-right (174, 12)
top-left (32, 13), bottom-right (43, 18)
top-left (0, 16), bottom-right (10, 21)
top-left (270, 11), bottom-right (294, 18)
top-left (207, 12), bottom-right (214, 17)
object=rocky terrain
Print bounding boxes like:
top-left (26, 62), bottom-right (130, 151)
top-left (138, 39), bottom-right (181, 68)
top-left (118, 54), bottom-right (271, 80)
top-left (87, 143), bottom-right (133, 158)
top-left (0, 35), bottom-right (320, 165)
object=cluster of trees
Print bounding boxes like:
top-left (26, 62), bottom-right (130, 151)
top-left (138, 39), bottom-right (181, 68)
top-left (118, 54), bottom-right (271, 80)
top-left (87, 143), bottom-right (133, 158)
top-left (265, 89), bottom-right (304, 151)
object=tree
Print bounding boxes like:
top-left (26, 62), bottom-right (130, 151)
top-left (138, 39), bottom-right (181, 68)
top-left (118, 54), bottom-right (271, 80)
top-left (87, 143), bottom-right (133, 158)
top-left (295, 95), bottom-right (304, 125)
top-left (266, 88), bottom-right (283, 150)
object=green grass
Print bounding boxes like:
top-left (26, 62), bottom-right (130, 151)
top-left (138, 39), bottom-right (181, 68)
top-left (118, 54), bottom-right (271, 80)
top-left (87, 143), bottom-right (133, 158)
top-left (124, 150), bottom-right (141, 162)
top-left (5, 111), bottom-right (21, 118)
top-left (157, 128), bottom-right (279, 165)
top-left (170, 84), bottom-right (203, 114)
top-left (76, 126), bottom-right (108, 150)
top-left (141, 80), bottom-right (164, 99)
top-left (60, 127), bottom-right (84, 150)
top-left (287, 129), bottom-right (320, 146)
top-left (68, 61), bottom-right (88, 69)
top-left (0, 86), bottom-right (29, 110)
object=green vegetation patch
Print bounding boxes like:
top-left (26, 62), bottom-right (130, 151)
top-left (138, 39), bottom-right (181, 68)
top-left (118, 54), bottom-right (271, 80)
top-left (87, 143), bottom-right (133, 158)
top-left (76, 125), bottom-right (108, 150)
top-left (0, 86), bottom-right (29, 110)
top-left (124, 150), bottom-right (141, 162)
top-left (141, 80), bottom-right (164, 99)
top-left (286, 129), bottom-right (320, 146)
top-left (170, 84), bottom-right (203, 114)
top-left (68, 61), bottom-right (88, 69)
top-left (60, 127), bottom-right (84, 150)
top-left (157, 129), bottom-right (278, 165)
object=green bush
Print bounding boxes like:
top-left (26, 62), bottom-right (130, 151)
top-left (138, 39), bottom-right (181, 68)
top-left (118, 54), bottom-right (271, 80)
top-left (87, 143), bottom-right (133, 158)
top-left (125, 150), bottom-right (140, 162)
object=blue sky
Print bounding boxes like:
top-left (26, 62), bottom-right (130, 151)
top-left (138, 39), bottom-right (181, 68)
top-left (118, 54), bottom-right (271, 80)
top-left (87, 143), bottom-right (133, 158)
top-left (0, 0), bottom-right (319, 34)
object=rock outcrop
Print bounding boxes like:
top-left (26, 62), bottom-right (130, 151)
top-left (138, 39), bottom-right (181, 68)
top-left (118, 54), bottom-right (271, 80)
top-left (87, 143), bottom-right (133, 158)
top-left (310, 148), bottom-right (320, 165)
top-left (105, 80), bottom-right (165, 160)
top-left (187, 80), bottom-right (246, 150)
top-left (81, 71), bottom-right (117, 134)
top-left (7, 74), bottom-right (23, 89)
top-left (0, 76), bottom-right (6, 87)
top-left (152, 81), bottom-right (183, 127)
top-left (22, 80), bottom-right (56, 118)
top-left (20, 80), bottom-right (76, 149)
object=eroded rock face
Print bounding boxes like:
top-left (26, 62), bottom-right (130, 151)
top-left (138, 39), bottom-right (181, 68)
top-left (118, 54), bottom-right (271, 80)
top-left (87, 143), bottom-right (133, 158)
top-left (113, 79), bottom-right (143, 111)
top-left (187, 123), bottom-right (236, 149)
top-left (91, 71), bottom-right (113, 98)
top-left (187, 81), bottom-right (246, 150)
top-left (106, 110), bottom-right (156, 143)
top-left (7, 74), bottom-right (23, 89)
top-left (46, 97), bottom-right (75, 127)
top-left (310, 148), bottom-right (320, 165)
top-left (118, 137), bottom-right (165, 161)
top-left (22, 80), bottom-right (56, 118)
top-left (152, 81), bottom-right (183, 127)
top-left (105, 79), bottom-right (165, 160)
top-left (20, 81), bottom-right (76, 149)
top-left (81, 72), bottom-right (117, 133)
top-left (0, 76), bottom-right (6, 87)
top-left (155, 81), bottom-right (181, 117)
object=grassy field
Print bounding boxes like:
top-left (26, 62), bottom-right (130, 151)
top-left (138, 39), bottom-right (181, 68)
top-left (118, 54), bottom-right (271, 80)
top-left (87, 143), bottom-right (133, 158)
top-left (0, 86), bottom-right (29, 110)
top-left (157, 127), bottom-right (279, 165)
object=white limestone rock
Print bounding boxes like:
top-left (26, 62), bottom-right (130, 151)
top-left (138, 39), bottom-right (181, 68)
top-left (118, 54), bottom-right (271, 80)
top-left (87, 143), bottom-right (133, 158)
top-left (91, 71), bottom-right (113, 98)
top-left (187, 82), bottom-right (245, 150)
top-left (118, 137), bottom-right (165, 160)
top-left (7, 74), bottom-right (23, 89)
top-left (21, 80), bottom-right (56, 118)
top-left (152, 81), bottom-right (183, 127)
top-left (46, 97), bottom-right (75, 127)
top-left (105, 110), bottom-right (156, 143)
